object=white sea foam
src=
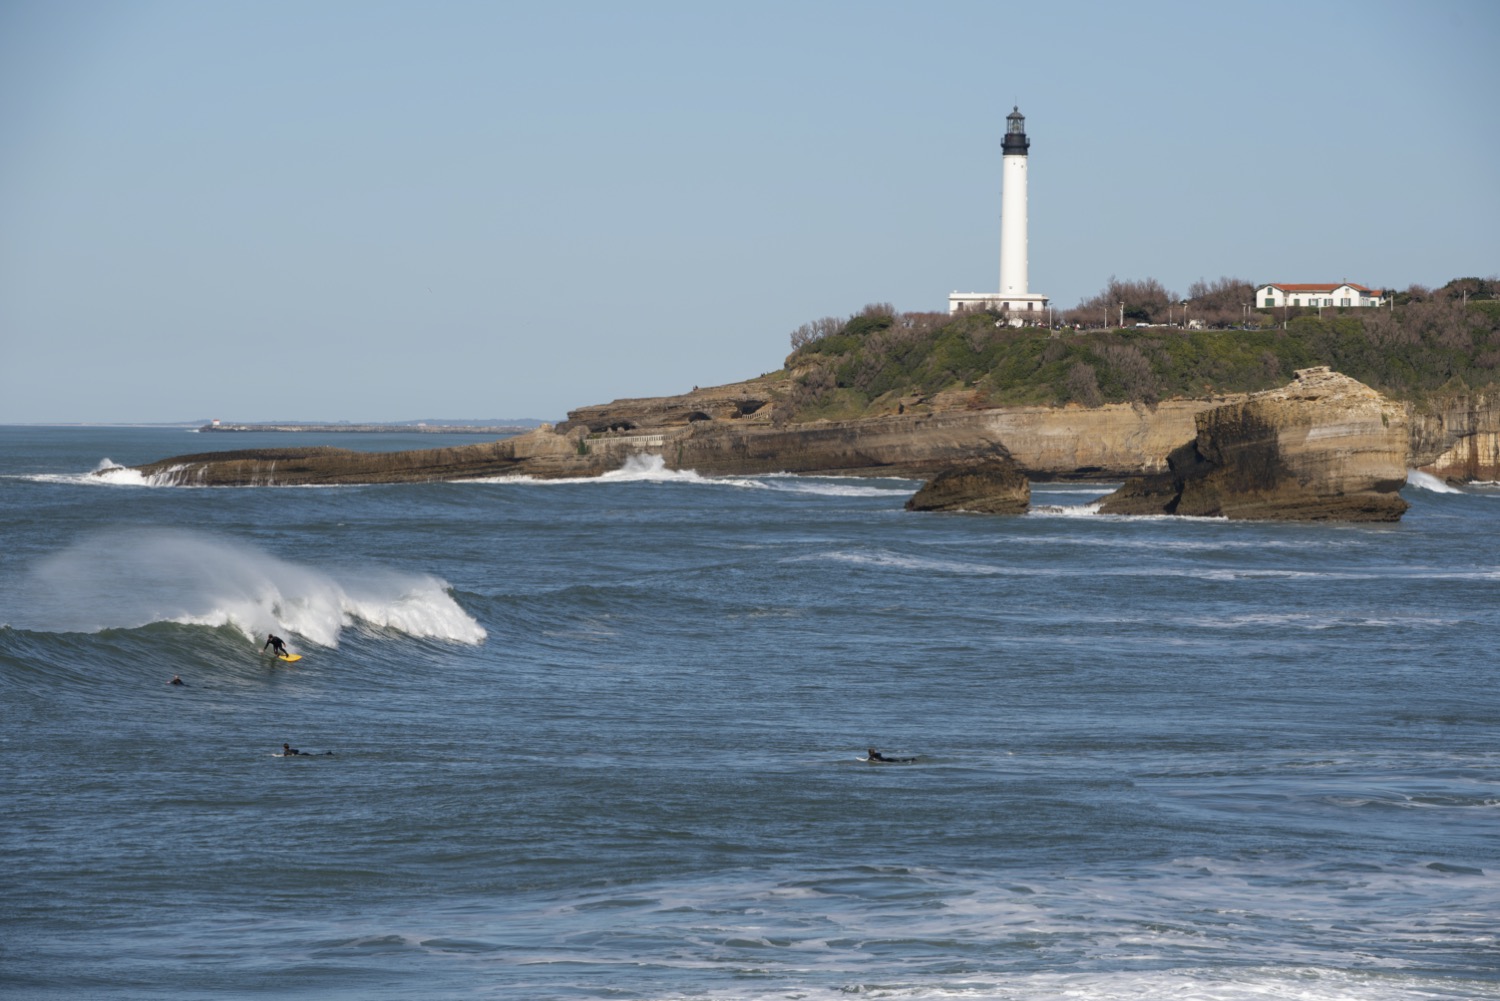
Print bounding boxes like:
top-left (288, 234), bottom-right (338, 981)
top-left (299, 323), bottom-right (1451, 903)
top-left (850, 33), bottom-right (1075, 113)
top-left (794, 549), bottom-right (1011, 575)
top-left (8, 528), bottom-right (485, 646)
top-left (1030, 487), bottom-right (1119, 500)
top-left (15, 458), bottom-right (158, 487)
top-left (1405, 469), bottom-right (1465, 494)
top-left (1005, 533), bottom-right (1360, 552)
top-left (1180, 611), bottom-right (1464, 631)
top-left (20, 459), bottom-right (219, 488)
top-left (1028, 500), bottom-right (1234, 521)
top-left (470, 455), bottom-right (914, 496)
top-left (384, 859), bottom-right (1499, 1000)
top-left (1028, 501), bottom-right (1104, 517)
top-left (754, 477), bottom-right (913, 497)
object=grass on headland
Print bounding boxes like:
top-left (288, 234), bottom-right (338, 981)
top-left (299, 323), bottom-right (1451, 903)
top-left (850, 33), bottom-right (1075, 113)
top-left (780, 299), bottom-right (1500, 420)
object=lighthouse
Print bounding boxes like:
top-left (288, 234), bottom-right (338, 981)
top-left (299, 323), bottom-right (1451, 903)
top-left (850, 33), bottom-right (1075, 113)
top-left (948, 106), bottom-right (1049, 319)
top-left (998, 106), bottom-right (1029, 298)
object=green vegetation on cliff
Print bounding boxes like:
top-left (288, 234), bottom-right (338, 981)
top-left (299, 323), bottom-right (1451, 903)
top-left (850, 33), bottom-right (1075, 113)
top-left (781, 297), bottom-right (1500, 421)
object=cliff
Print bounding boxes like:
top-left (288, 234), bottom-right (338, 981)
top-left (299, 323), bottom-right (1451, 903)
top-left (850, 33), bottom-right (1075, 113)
top-left (1408, 390), bottom-right (1500, 482)
top-left (1097, 367), bottom-right (1410, 521)
top-left (122, 371), bottom-right (1492, 500)
top-left (566, 380), bottom-right (1224, 480)
top-left (128, 379), bottom-right (1226, 486)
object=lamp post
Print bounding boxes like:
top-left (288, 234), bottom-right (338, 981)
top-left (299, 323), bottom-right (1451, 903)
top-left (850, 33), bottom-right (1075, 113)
top-left (1118, 302), bottom-right (1124, 328)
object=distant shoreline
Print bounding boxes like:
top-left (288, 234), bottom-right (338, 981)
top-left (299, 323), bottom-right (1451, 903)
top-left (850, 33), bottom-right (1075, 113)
top-left (198, 423), bottom-right (538, 434)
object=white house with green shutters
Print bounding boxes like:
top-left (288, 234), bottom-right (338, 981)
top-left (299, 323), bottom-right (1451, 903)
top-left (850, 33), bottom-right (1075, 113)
top-left (1256, 283), bottom-right (1386, 309)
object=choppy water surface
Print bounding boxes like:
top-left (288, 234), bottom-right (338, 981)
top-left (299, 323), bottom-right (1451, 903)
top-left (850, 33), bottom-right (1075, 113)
top-left (1, 427), bottom-right (1496, 1000)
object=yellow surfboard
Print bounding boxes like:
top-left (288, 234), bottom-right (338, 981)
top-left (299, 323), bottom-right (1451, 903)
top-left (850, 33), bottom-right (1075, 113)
top-left (277, 653), bottom-right (302, 663)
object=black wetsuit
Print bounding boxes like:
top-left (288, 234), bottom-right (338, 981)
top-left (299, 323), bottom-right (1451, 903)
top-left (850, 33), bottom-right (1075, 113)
top-left (264, 635), bottom-right (288, 657)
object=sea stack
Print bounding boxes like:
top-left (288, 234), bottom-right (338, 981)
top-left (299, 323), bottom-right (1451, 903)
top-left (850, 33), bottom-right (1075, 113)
top-left (1098, 367), bottom-right (1411, 521)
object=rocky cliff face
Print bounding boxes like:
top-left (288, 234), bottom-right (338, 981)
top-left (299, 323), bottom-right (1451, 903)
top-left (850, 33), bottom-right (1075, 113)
top-left (123, 370), bottom-right (1451, 515)
top-left (128, 385), bottom-right (1223, 486)
top-left (565, 381), bottom-right (1223, 480)
top-left (1408, 391), bottom-right (1500, 482)
top-left (1097, 367), bottom-right (1410, 521)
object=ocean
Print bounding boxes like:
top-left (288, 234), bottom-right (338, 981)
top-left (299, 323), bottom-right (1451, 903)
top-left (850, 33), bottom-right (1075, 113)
top-left (1, 425), bottom-right (1496, 1001)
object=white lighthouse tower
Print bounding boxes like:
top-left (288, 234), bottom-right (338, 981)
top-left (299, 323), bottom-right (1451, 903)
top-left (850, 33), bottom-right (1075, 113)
top-left (948, 106), bottom-right (1049, 320)
top-left (998, 106), bottom-right (1030, 298)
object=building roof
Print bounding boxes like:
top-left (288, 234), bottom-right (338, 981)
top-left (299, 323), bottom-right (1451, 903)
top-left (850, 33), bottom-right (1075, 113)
top-left (1259, 282), bottom-right (1379, 293)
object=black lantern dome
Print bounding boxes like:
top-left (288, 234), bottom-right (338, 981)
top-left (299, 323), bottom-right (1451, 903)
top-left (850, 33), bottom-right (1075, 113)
top-left (1002, 105), bottom-right (1029, 156)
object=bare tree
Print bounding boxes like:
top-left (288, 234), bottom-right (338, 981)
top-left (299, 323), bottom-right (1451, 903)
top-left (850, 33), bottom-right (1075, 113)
top-left (1187, 276), bottom-right (1256, 328)
top-left (789, 316), bottom-right (843, 351)
top-left (1076, 276), bottom-right (1179, 325)
top-left (1101, 343), bottom-right (1159, 401)
top-left (1065, 362), bottom-right (1103, 406)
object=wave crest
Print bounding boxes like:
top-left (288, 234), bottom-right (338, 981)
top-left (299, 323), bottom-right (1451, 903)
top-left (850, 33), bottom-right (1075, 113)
top-left (1405, 469), bottom-right (1464, 494)
top-left (6, 528), bottom-right (485, 647)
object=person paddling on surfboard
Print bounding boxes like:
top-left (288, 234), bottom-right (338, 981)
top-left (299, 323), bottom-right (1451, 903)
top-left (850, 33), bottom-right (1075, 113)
top-left (283, 743), bottom-right (301, 756)
top-left (263, 634), bottom-right (289, 658)
top-left (867, 748), bottom-right (890, 762)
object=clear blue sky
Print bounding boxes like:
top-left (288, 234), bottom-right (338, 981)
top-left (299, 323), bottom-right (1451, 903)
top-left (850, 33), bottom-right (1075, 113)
top-left (2, 0), bottom-right (1496, 423)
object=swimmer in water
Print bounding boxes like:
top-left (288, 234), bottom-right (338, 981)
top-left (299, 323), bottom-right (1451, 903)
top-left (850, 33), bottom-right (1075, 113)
top-left (169, 675), bottom-right (185, 686)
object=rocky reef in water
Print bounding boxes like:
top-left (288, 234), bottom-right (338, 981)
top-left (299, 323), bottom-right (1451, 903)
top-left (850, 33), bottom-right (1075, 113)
top-left (903, 454), bottom-right (1030, 515)
top-left (1096, 367), bottom-right (1410, 521)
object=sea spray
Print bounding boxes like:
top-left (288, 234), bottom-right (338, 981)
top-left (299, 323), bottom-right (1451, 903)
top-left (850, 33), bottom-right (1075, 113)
top-left (8, 527), bottom-right (485, 645)
top-left (473, 454), bottom-right (915, 496)
top-left (1405, 468), bottom-right (1465, 494)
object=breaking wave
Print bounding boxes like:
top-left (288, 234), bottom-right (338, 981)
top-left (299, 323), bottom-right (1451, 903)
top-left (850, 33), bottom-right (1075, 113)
top-left (4, 528), bottom-right (485, 647)
top-left (1406, 469), bottom-right (1465, 494)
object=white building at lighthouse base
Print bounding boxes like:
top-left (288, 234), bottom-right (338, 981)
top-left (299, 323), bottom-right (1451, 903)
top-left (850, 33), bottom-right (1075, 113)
top-left (947, 291), bottom-right (1050, 320)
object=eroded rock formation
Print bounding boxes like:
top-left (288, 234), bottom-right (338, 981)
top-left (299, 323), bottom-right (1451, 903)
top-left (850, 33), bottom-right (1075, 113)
top-left (562, 384), bottom-right (775, 433)
top-left (1408, 390), bottom-right (1500, 483)
top-left (1097, 367), bottom-right (1410, 521)
top-left (904, 454), bottom-right (1030, 514)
